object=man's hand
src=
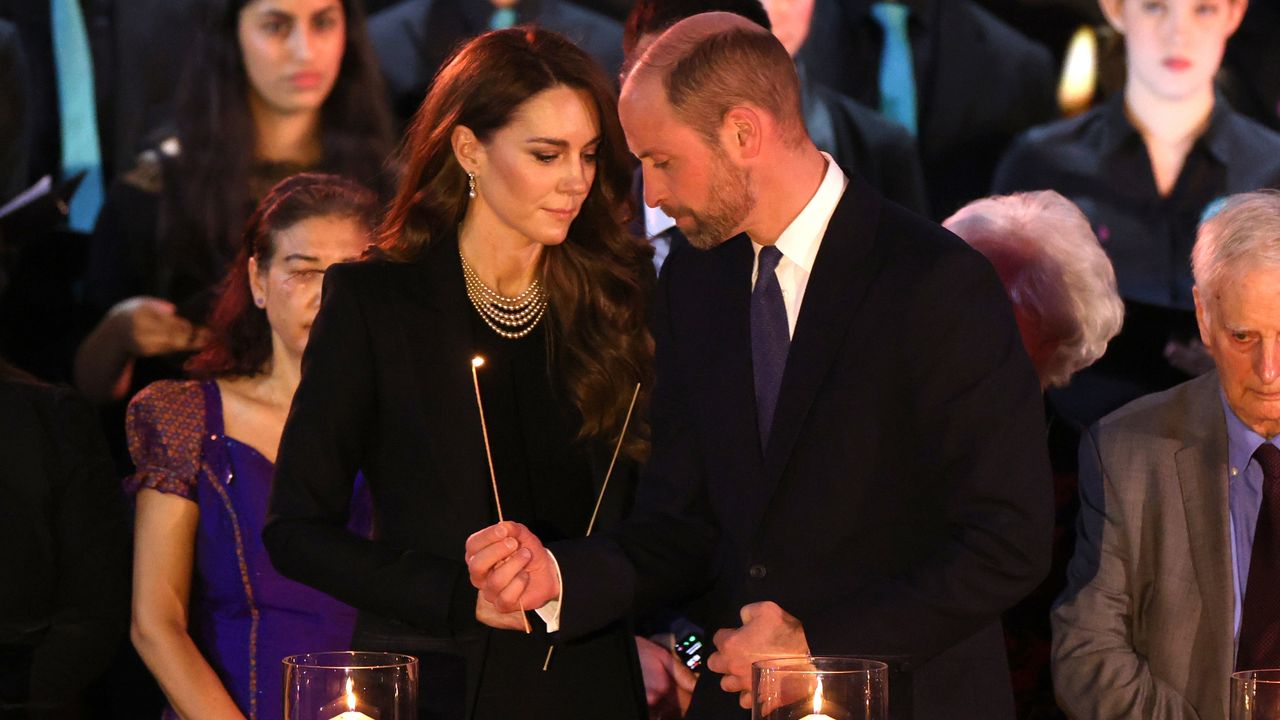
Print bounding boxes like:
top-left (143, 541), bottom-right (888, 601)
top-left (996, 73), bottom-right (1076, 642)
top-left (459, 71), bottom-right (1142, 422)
top-left (706, 601), bottom-right (810, 710)
top-left (464, 521), bottom-right (559, 613)
top-left (475, 591), bottom-right (529, 631)
top-left (636, 635), bottom-right (696, 719)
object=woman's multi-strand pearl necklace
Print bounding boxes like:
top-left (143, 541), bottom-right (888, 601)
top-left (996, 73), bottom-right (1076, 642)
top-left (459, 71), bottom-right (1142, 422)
top-left (460, 250), bottom-right (549, 339)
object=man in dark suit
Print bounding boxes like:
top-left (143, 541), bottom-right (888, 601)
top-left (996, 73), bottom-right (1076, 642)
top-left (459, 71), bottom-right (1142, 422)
top-left (467, 13), bottom-right (1052, 719)
top-left (623, 0), bottom-right (929, 224)
top-left (797, 0), bottom-right (1056, 219)
top-left (0, 19), bottom-right (26, 205)
top-left (0, 0), bottom-right (196, 383)
top-left (369, 0), bottom-right (624, 126)
top-left (0, 364), bottom-right (131, 716)
top-left (0, 0), bottom-right (197, 189)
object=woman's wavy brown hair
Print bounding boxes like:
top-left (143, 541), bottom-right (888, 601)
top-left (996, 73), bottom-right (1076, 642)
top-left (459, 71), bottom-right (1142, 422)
top-left (378, 28), bottom-right (653, 459)
top-left (186, 173), bottom-right (378, 380)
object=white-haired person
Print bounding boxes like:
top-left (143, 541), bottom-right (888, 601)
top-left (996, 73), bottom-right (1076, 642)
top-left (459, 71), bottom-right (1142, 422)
top-left (993, 0), bottom-right (1280, 429)
top-left (944, 189), bottom-right (1123, 717)
top-left (944, 190), bottom-right (1124, 390)
top-left (1054, 190), bottom-right (1280, 719)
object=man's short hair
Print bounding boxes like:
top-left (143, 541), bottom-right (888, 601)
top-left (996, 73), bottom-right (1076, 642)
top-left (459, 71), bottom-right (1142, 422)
top-left (945, 191), bottom-right (1124, 388)
top-left (629, 12), bottom-right (805, 147)
top-left (1192, 190), bottom-right (1280, 306)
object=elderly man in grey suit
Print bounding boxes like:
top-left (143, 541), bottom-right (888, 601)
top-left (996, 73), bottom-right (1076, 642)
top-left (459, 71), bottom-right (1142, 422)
top-left (1054, 190), bottom-right (1280, 720)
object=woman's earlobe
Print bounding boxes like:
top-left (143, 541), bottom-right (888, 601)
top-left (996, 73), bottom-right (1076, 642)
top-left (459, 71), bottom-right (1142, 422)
top-left (1097, 0), bottom-right (1125, 34)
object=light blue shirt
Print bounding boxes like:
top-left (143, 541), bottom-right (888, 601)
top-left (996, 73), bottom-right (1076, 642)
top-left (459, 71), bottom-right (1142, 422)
top-left (1224, 392), bottom-right (1275, 653)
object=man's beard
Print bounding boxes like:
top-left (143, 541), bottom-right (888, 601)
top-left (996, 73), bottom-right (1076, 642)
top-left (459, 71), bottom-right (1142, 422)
top-left (667, 150), bottom-right (756, 250)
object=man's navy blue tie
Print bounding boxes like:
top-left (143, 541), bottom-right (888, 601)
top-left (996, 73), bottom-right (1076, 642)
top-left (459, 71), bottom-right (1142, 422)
top-left (751, 246), bottom-right (789, 448)
top-left (1238, 443), bottom-right (1280, 670)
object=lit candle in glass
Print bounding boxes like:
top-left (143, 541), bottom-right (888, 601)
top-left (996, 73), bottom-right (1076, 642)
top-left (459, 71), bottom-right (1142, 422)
top-left (797, 676), bottom-right (835, 720)
top-left (324, 677), bottom-right (377, 720)
top-left (753, 656), bottom-right (885, 720)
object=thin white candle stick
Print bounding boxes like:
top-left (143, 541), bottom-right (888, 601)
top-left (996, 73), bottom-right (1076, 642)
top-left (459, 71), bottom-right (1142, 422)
top-left (470, 355), bottom-right (531, 634)
top-left (543, 382), bottom-right (643, 671)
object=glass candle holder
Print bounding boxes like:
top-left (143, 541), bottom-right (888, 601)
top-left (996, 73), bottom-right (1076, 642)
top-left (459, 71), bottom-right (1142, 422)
top-left (752, 656), bottom-right (888, 720)
top-left (283, 651), bottom-right (418, 720)
top-left (1233, 669), bottom-right (1280, 720)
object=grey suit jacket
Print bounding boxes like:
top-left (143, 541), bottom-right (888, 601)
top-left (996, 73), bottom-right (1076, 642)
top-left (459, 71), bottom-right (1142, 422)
top-left (1054, 371), bottom-right (1234, 720)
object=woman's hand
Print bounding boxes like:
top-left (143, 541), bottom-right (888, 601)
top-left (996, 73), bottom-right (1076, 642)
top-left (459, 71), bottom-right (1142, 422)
top-left (75, 296), bottom-right (211, 402)
top-left (111, 297), bottom-right (210, 358)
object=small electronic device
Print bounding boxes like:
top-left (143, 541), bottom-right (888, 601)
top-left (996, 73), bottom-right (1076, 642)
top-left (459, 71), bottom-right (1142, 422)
top-left (673, 630), bottom-right (706, 672)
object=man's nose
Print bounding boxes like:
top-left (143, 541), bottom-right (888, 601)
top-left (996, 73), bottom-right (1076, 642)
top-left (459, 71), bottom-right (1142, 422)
top-left (641, 168), bottom-right (664, 209)
top-left (1258, 337), bottom-right (1280, 385)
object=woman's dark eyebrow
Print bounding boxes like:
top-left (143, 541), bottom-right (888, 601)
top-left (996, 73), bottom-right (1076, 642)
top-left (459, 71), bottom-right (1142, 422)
top-left (525, 135), bottom-right (602, 147)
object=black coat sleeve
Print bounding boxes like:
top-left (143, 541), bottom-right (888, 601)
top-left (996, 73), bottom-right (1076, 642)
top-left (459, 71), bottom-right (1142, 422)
top-left (552, 244), bottom-right (719, 640)
top-left (0, 381), bottom-right (130, 707)
top-left (264, 264), bottom-right (478, 637)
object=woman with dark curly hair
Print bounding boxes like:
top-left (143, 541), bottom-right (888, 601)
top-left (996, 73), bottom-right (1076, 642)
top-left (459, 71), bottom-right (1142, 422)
top-left (265, 28), bottom-right (653, 720)
top-left (126, 174), bottom-right (376, 720)
top-left (75, 0), bottom-right (393, 411)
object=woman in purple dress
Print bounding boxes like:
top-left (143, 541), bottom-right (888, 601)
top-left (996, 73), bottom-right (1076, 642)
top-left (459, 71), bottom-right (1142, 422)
top-left (125, 174), bottom-right (377, 720)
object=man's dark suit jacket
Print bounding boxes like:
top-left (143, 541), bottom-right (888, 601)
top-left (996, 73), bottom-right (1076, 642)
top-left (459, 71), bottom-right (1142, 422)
top-left (802, 69), bottom-right (928, 215)
top-left (553, 174), bottom-right (1053, 719)
top-left (0, 374), bottom-right (130, 713)
top-left (0, 20), bottom-right (26, 204)
top-left (0, 0), bottom-right (198, 186)
top-left (799, 0), bottom-right (1056, 219)
top-left (369, 0), bottom-right (624, 126)
top-left (265, 237), bottom-right (646, 720)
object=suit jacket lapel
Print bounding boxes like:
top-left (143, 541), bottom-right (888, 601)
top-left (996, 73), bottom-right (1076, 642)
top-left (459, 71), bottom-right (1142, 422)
top-left (762, 177), bottom-right (881, 489)
top-left (1175, 375), bottom-right (1234, 679)
top-left (697, 235), bottom-right (773, 535)
top-left (400, 237), bottom-right (496, 522)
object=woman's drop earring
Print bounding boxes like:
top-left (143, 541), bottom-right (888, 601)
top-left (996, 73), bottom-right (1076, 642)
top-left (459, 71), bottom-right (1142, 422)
top-left (467, 172), bottom-right (477, 199)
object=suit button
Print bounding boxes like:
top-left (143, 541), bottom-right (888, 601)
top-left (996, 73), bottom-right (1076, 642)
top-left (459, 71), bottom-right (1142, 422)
top-left (749, 564), bottom-right (767, 579)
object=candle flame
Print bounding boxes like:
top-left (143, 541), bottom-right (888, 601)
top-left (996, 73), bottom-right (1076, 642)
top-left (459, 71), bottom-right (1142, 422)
top-left (471, 356), bottom-right (486, 368)
top-left (1058, 24), bottom-right (1097, 116)
top-left (345, 677), bottom-right (356, 711)
top-left (813, 676), bottom-right (824, 714)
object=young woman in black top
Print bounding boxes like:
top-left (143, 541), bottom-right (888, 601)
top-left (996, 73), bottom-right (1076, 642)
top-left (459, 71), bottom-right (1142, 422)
top-left (75, 0), bottom-right (392, 408)
top-left (994, 0), bottom-right (1280, 423)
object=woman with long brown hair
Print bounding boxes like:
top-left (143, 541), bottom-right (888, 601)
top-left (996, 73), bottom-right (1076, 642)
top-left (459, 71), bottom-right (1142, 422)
top-left (264, 28), bottom-right (653, 720)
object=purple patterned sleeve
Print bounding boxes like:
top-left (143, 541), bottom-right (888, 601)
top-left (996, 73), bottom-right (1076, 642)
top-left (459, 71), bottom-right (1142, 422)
top-left (124, 380), bottom-right (205, 501)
